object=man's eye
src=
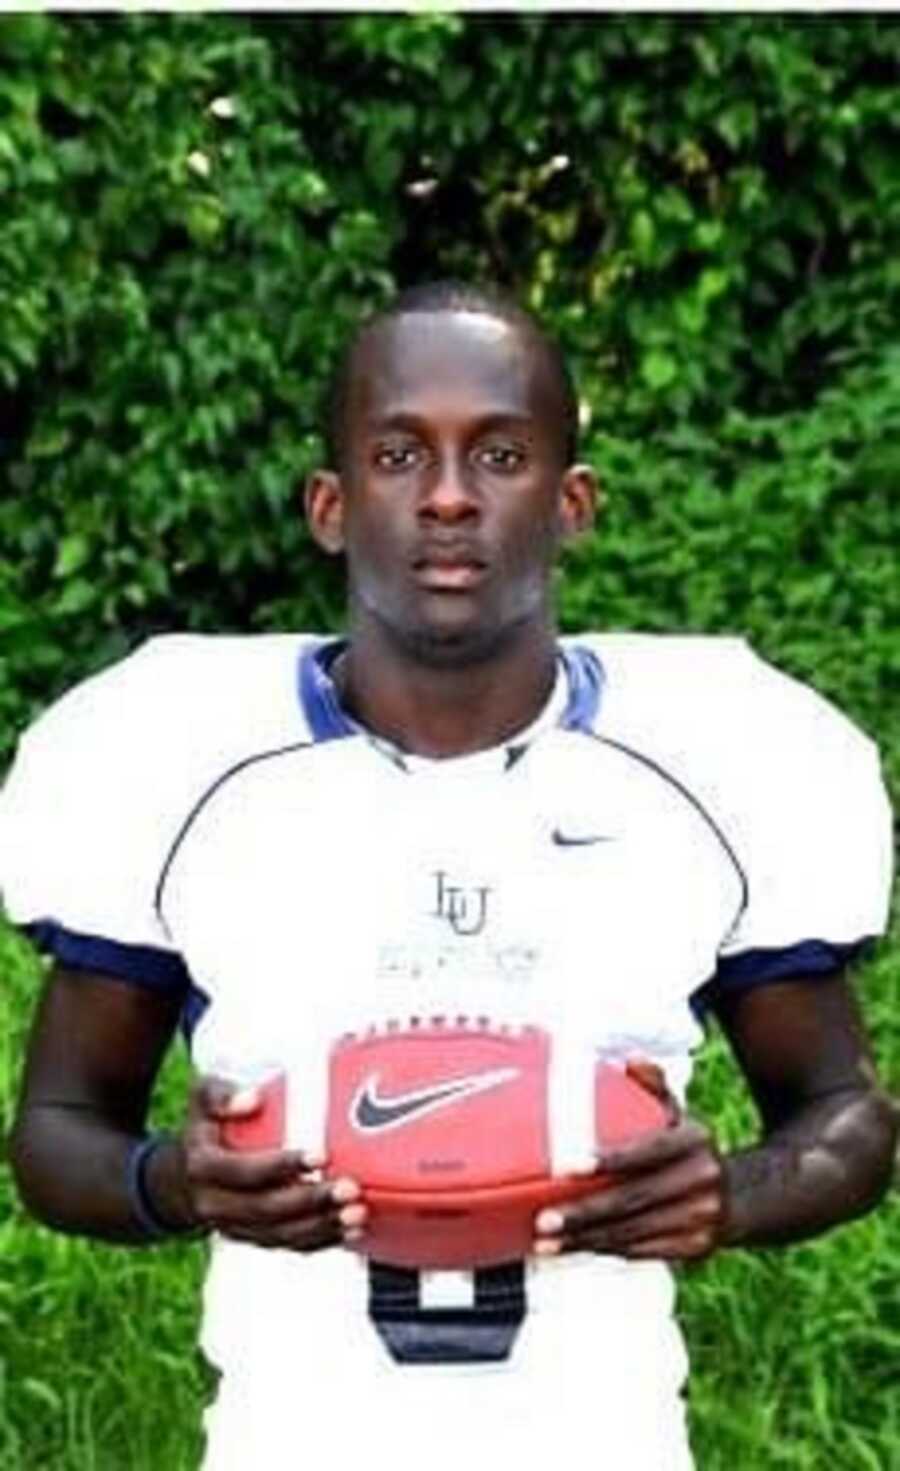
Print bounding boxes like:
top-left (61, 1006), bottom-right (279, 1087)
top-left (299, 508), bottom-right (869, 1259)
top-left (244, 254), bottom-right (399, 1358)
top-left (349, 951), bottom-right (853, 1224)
top-left (373, 444), bottom-right (419, 470)
top-left (478, 444), bottom-right (526, 472)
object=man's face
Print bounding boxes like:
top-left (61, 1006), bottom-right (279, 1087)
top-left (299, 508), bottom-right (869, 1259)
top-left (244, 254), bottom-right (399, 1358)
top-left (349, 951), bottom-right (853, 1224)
top-left (307, 310), bottom-right (595, 665)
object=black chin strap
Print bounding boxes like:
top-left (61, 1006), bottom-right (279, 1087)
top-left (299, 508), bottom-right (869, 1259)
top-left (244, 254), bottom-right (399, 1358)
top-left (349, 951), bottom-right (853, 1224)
top-left (367, 1260), bottom-right (527, 1365)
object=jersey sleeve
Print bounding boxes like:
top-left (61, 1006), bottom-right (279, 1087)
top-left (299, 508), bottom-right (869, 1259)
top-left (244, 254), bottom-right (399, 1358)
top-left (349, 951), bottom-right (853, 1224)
top-left (0, 641), bottom-right (193, 993)
top-left (697, 649), bottom-right (893, 1011)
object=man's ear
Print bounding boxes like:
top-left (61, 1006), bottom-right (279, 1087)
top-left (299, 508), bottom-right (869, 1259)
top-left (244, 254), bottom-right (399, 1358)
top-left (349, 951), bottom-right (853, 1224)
top-left (559, 464), bottom-right (600, 541)
top-left (305, 470), bottom-right (346, 555)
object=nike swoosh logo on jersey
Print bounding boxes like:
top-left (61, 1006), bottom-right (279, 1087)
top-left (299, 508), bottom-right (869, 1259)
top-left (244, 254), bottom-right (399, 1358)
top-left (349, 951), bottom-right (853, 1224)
top-left (351, 1067), bottom-right (520, 1133)
top-left (551, 828), bottom-right (615, 846)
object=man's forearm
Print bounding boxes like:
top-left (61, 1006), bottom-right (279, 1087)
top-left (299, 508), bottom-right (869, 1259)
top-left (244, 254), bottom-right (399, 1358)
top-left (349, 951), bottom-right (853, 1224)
top-left (10, 1104), bottom-right (197, 1244)
top-left (722, 1085), bottom-right (898, 1249)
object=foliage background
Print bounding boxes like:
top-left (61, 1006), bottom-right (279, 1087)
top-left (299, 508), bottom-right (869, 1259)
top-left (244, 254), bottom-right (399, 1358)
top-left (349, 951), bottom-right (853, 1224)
top-left (0, 13), bottom-right (898, 1470)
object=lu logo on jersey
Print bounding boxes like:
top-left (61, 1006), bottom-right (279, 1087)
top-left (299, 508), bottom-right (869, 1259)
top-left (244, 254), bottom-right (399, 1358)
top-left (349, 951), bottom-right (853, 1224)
top-left (432, 870), bottom-right (491, 936)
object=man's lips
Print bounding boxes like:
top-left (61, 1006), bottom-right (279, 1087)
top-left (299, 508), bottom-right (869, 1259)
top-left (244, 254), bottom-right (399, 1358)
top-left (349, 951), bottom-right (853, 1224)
top-left (411, 547), bottom-right (488, 591)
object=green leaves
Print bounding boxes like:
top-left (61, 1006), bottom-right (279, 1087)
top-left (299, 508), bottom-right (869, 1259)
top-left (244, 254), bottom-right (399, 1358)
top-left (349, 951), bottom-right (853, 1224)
top-left (641, 349), bottom-right (678, 390)
top-left (0, 26), bottom-right (898, 1471)
top-left (1, 14), bottom-right (899, 799)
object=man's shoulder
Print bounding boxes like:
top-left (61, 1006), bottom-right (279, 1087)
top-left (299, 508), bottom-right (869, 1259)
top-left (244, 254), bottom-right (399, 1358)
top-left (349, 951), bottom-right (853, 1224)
top-left (42, 629), bottom-right (313, 704)
top-left (21, 632), bottom-right (319, 750)
top-left (565, 629), bottom-right (877, 766)
top-left (566, 629), bottom-right (751, 679)
top-left (5, 632), bottom-right (329, 829)
top-left (566, 630), bottom-right (755, 725)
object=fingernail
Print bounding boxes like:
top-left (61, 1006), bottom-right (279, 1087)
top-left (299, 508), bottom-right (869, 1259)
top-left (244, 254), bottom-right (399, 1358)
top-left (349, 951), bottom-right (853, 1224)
top-left (224, 1087), bottom-right (261, 1114)
top-left (342, 1228), bottom-right (365, 1247)
top-left (533, 1239), bottom-right (561, 1257)
top-left (339, 1203), bottom-right (368, 1228)
top-left (535, 1209), bottom-right (564, 1234)
top-left (301, 1151), bottom-right (327, 1170)
top-left (330, 1177), bottom-right (361, 1205)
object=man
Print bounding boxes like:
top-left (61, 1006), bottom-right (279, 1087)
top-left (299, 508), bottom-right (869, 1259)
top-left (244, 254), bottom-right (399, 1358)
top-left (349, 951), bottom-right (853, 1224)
top-left (3, 282), bottom-right (896, 1470)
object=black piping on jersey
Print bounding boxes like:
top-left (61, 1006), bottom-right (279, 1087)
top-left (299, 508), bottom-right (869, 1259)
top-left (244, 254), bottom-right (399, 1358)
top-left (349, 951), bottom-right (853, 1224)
top-left (153, 739), bottom-right (316, 938)
top-left (585, 731), bottom-right (750, 942)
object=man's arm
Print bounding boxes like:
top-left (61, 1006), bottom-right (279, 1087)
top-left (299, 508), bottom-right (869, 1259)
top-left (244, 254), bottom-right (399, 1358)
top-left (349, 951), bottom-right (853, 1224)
top-left (533, 972), bottom-right (897, 1259)
top-left (716, 972), bottom-right (897, 1247)
top-left (9, 966), bottom-right (365, 1247)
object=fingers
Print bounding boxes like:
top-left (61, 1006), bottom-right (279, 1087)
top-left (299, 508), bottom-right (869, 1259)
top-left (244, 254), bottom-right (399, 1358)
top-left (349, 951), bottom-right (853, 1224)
top-left (195, 1075), bottom-right (261, 1117)
top-left (190, 1171), bottom-right (346, 1226)
top-left (181, 1074), bottom-right (367, 1253)
top-left (186, 1075), bottom-right (323, 1182)
top-left (536, 1191), bottom-right (722, 1259)
top-left (186, 1160), bottom-right (368, 1252)
top-left (199, 1179), bottom-right (367, 1252)
top-left (533, 1116), bottom-right (726, 1264)
top-left (593, 1118), bottom-right (712, 1175)
top-left (624, 1058), bottom-right (680, 1124)
top-left (185, 1075), bottom-right (266, 1154)
top-left (545, 1150), bottom-right (723, 1234)
top-left (187, 1139), bottom-right (320, 1192)
top-left (623, 1058), bottom-right (668, 1102)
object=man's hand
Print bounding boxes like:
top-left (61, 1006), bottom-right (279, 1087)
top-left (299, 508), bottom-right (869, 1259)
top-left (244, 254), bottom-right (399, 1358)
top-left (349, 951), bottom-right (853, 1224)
top-left (532, 1061), bottom-right (727, 1263)
top-left (147, 1078), bottom-right (368, 1251)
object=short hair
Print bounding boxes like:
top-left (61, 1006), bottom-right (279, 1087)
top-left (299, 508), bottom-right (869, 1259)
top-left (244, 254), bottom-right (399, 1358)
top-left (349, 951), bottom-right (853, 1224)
top-left (323, 281), bottom-right (579, 467)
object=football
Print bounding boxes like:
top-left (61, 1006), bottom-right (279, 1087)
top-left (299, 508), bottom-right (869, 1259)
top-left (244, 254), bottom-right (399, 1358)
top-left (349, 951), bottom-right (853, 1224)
top-left (324, 1018), bottom-right (669, 1270)
top-left (220, 1018), bottom-right (670, 1270)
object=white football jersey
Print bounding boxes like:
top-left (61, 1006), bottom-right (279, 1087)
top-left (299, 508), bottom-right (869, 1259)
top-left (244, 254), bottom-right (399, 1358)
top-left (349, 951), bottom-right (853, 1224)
top-left (0, 633), bottom-right (892, 1471)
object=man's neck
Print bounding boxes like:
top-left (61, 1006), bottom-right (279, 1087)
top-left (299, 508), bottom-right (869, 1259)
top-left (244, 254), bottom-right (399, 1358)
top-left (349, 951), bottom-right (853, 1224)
top-left (335, 623), bottom-right (560, 759)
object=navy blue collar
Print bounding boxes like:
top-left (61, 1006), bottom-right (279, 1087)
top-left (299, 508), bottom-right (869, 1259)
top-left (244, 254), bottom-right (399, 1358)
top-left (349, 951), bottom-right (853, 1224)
top-left (297, 638), bottom-right (354, 743)
top-left (297, 638), bottom-right (604, 747)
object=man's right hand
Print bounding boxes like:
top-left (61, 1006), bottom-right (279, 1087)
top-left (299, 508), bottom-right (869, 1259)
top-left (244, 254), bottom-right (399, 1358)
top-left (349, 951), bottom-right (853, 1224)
top-left (146, 1078), bottom-right (368, 1250)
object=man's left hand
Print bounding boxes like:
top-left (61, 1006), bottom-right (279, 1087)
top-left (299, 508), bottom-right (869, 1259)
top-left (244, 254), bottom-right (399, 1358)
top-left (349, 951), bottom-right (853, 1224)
top-left (532, 1064), bottom-right (728, 1263)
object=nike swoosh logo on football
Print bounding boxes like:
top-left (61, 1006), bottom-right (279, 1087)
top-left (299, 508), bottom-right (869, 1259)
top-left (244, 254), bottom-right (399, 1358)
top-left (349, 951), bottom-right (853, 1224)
top-left (352, 1067), bottom-right (520, 1132)
top-left (551, 828), bottom-right (615, 846)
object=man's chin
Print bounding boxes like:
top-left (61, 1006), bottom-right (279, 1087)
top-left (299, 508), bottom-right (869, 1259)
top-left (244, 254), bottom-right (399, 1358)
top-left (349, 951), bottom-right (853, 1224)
top-left (354, 586), bottom-right (549, 669)
top-left (390, 613), bottom-right (529, 671)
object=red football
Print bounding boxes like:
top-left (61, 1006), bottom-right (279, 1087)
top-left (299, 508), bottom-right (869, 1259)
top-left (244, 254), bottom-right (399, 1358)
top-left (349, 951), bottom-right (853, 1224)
top-left (325, 1019), bottom-right (669, 1270)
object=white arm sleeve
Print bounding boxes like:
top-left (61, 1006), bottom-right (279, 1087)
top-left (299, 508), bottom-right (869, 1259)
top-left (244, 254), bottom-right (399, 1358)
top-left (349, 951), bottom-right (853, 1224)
top-left (0, 641), bottom-right (196, 986)
top-left (592, 633), bottom-right (893, 1003)
top-left (0, 632), bottom-right (309, 991)
top-left (711, 651), bottom-right (893, 966)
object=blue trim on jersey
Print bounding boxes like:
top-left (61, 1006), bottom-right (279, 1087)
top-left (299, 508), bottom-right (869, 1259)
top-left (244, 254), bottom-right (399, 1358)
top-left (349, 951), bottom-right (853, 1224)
top-left (23, 919), bottom-right (191, 992)
top-left (297, 638), bottom-right (355, 742)
top-left (181, 981), bottom-right (211, 1042)
top-left (24, 918), bottom-right (209, 1045)
top-left (716, 937), bottom-right (870, 986)
top-left (297, 638), bottom-right (605, 745)
top-left (558, 644), bottom-right (604, 732)
top-left (692, 937), bottom-right (872, 1018)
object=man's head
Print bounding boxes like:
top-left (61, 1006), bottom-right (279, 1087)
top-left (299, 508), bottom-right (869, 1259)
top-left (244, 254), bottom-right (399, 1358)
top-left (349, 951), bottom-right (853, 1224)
top-left (306, 282), bottom-right (597, 667)
top-left (323, 282), bottom-right (580, 470)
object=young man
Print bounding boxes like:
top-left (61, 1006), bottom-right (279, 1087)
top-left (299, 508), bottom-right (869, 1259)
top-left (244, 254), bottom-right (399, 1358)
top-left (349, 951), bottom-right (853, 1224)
top-left (3, 283), bottom-right (896, 1470)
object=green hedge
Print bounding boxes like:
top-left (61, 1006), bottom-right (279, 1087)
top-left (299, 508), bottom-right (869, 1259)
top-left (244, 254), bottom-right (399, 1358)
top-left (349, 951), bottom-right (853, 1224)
top-left (1, 19), bottom-right (899, 1467)
top-left (2, 11), bottom-right (899, 785)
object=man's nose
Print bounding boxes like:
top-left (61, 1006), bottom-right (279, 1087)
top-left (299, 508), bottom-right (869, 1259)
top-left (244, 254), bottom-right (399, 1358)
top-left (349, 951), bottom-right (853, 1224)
top-left (418, 454), bottom-right (479, 522)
